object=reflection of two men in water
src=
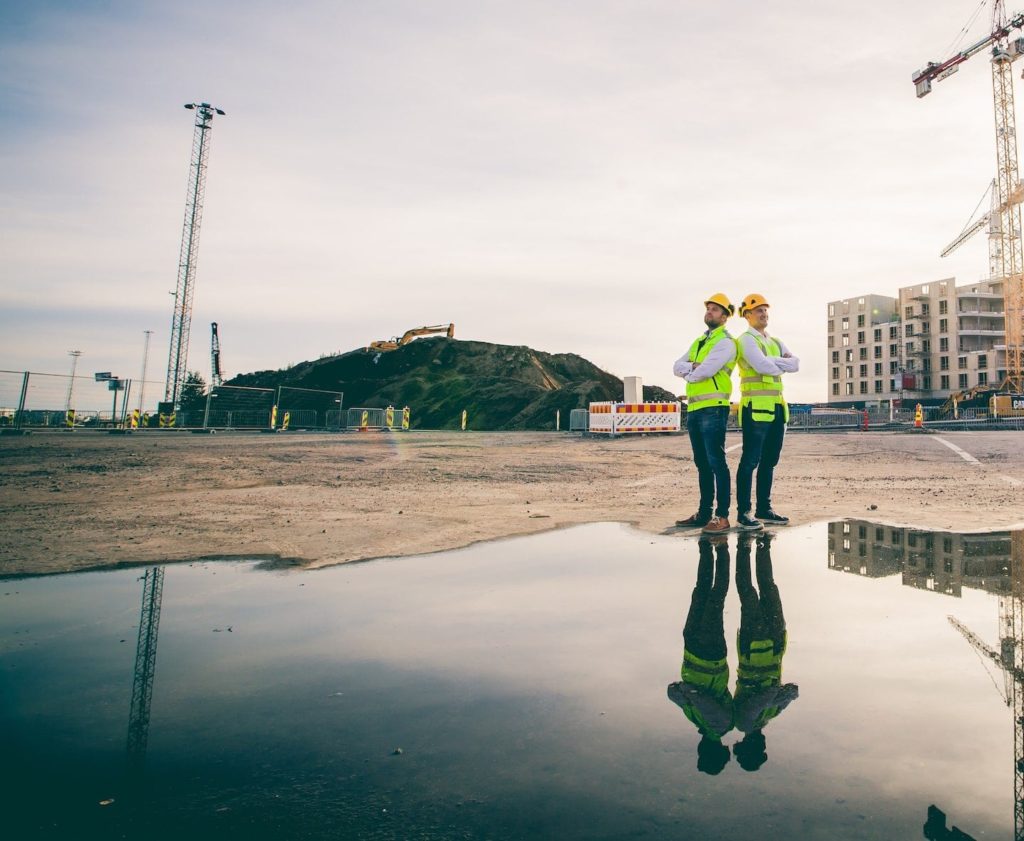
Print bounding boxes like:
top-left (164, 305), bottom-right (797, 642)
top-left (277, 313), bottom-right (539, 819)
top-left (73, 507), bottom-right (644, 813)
top-left (667, 532), bottom-right (798, 774)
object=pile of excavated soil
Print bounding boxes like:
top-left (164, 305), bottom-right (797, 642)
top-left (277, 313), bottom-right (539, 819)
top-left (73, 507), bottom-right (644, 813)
top-left (1, 430), bottom-right (1022, 577)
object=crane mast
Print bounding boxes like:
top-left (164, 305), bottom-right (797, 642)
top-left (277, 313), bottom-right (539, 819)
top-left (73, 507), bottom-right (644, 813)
top-left (914, 2), bottom-right (1024, 392)
top-left (127, 566), bottom-right (165, 770)
top-left (210, 322), bottom-right (223, 388)
top-left (164, 102), bottom-right (226, 408)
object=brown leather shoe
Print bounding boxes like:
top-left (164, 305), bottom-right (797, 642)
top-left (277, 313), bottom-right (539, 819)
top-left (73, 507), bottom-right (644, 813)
top-left (675, 511), bottom-right (711, 528)
top-left (701, 516), bottom-right (731, 534)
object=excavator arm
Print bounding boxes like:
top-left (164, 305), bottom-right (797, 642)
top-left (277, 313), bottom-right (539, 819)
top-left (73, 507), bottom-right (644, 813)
top-left (367, 323), bottom-right (455, 352)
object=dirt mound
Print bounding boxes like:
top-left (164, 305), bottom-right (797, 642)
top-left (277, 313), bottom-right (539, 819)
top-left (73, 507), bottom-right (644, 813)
top-left (229, 338), bottom-right (676, 430)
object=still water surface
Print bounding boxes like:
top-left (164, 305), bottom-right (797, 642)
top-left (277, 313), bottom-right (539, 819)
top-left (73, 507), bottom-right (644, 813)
top-left (1, 521), bottom-right (1018, 840)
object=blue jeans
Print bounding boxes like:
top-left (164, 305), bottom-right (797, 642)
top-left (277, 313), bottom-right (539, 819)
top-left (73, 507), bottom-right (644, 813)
top-left (736, 404), bottom-right (786, 515)
top-left (686, 405), bottom-right (730, 518)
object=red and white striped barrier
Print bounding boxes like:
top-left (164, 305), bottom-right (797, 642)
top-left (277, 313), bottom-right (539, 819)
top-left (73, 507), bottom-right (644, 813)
top-left (588, 401), bottom-right (681, 435)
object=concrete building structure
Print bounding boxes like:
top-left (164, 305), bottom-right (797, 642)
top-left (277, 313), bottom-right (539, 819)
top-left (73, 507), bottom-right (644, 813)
top-left (827, 278), bottom-right (1007, 406)
top-left (827, 520), bottom-right (1012, 599)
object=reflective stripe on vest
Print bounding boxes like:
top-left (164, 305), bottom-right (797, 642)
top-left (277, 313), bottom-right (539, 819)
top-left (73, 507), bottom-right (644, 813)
top-left (737, 331), bottom-right (789, 424)
top-left (685, 326), bottom-right (734, 412)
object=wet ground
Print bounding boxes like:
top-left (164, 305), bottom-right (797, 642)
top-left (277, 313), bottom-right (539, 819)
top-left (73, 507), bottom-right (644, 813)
top-left (1, 521), bottom-right (1018, 840)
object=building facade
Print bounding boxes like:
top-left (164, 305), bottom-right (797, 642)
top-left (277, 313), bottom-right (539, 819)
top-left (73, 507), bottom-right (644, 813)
top-left (827, 278), bottom-right (1007, 406)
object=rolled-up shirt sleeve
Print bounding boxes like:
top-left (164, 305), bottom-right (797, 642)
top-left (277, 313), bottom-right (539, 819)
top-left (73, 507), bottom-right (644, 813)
top-left (673, 354), bottom-right (693, 378)
top-left (685, 339), bottom-right (736, 383)
top-left (739, 333), bottom-right (790, 376)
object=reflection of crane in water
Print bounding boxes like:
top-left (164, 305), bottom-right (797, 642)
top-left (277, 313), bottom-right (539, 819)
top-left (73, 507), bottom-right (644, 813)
top-left (127, 567), bottom-right (165, 768)
top-left (948, 531), bottom-right (1024, 841)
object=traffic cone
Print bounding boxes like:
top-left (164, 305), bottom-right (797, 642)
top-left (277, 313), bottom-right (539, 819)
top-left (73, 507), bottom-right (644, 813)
top-left (914, 403), bottom-right (923, 429)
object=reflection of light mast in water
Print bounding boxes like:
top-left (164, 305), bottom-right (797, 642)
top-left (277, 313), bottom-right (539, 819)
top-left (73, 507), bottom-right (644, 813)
top-left (127, 567), bottom-right (165, 768)
top-left (948, 530), bottom-right (1024, 841)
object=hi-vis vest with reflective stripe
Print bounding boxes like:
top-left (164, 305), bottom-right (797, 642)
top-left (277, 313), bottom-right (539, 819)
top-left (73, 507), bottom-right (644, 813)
top-left (736, 632), bottom-right (787, 728)
top-left (737, 331), bottom-right (789, 424)
top-left (685, 326), bottom-right (734, 412)
top-left (681, 648), bottom-right (733, 738)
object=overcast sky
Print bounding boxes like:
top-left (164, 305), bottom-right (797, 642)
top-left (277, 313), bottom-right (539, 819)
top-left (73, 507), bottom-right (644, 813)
top-left (0, 0), bottom-right (1015, 403)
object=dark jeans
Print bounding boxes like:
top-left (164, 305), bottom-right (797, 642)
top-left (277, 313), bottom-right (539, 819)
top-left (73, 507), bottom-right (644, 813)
top-left (686, 405), bottom-right (730, 518)
top-left (683, 539), bottom-right (731, 662)
top-left (736, 404), bottom-right (786, 515)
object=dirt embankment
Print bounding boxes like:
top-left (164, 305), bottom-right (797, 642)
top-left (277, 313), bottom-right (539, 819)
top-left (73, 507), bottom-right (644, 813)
top-left (1, 430), bottom-right (1022, 577)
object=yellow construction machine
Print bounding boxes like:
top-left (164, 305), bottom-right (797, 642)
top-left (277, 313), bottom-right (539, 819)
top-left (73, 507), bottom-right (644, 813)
top-left (367, 323), bottom-right (455, 352)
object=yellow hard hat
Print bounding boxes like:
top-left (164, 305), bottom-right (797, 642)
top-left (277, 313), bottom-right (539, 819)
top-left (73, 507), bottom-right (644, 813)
top-left (739, 293), bottom-right (770, 317)
top-left (704, 292), bottom-right (735, 316)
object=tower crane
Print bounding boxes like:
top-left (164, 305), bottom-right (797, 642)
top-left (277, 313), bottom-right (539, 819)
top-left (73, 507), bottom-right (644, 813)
top-left (914, 1), bottom-right (1024, 392)
top-left (127, 566), bottom-right (165, 771)
top-left (164, 103), bottom-right (226, 409)
top-left (210, 322), bottom-right (223, 388)
top-left (948, 530), bottom-right (1024, 841)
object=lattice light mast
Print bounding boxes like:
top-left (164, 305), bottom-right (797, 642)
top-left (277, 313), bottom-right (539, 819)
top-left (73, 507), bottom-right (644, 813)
top-left (913, 1), bottom-right (1024, 392)
top-left (164, 102), bottom-right (226, 408)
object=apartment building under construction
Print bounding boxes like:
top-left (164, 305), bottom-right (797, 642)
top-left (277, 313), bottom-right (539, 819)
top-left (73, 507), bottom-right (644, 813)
top-left (826, 277), bottom-right (1006, 406)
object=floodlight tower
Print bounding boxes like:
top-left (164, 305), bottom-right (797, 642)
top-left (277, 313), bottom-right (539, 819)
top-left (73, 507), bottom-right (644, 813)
top-left (164, 102), bottom-right (226, 408)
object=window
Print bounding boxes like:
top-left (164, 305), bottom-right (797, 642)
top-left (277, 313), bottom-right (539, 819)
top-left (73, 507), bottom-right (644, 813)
top-left (978, 354), bottom-right (988, 369)
top-left (890, 361), bottom-right (899, 374)
top-left (939, 299), bottom-right (948, 314)
top-left (940, 374), bottom-right (950, 390)
top-left (922, 285), bottom-right (930, 294)
top-left (828, 335), bottom-right (834, 348)
top-left (832, 382), bottom-right (840, 395)
top-left (832, 351), bottom-right (840, 363)
top-left (859, 364), bottom-right (868, 377)
top-left (832, 366), bottom-right (840, 379)
top-left (857, 331), bottom-right (865, 344)
top-left (923, 375), bottom-right (932, 390)
top-left (874, 380), bottom-right (883, 393)
top-left (939, 318), bottom-right (948, 333)
top-left (859, 381), bottom-right (868, 394)
top-left (842, 317), bottom-right (850, 330)
top-left (922, 340), bottom-right (931, 354)
top-left (857, 314), bottom-right (865, 328)
top-left (828, 320), bottom-right (835, 334)
top-left (890, 326), bottom-right (898, 340)
top-left (905, 342), bottom-right (914, 356)
top-left (829, 303), bottom-right (835, 317)
top-left (959, 356), bottom-right (968, 370)
top-left (874, 362), bottom-right (883, 376)
top-left (845, 349), bottom-right (853, 362)
top-left (874, 328), bottom-right (882, 342)
top-left (843, 335), bottom-right (850, 346)
top-left (940, 356), bottom-right (949, 370)
top-left (846, 383), bottom-right (854, 395)
top-left (858, 297), bottom-right (865, 306)
top-left (874, 346), bottom-right (882, 359)
top-left (921, 303), bottom-right (930, 316)
top-left (889, 343), bottom-right (898, 357)
top-left (846, 366), bottom-right (854, 378)
top-left (921, 321), bottom-right (930, 334)
top-left (939, 337), bottom-right (948, 352)
top-left (979, 372), bottom-right (988, 385)
top-left (905, 324), bottom-right (914, 337)
top-left (859, 347), bottom-right (868, 360)
top-left (922, 357), bottom-right (931, 372)
top-left (959, 373), bottom-right (969, 388)
top-left (905, 306), bottom-right (914, 319)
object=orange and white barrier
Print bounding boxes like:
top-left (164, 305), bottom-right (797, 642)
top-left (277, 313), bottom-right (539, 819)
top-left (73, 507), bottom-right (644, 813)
top-left (588, 401), bottom-right (681, 435)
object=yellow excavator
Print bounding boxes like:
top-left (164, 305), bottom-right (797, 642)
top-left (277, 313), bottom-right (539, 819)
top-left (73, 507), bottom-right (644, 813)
top-left (367, 323), bottom-right (455, 352)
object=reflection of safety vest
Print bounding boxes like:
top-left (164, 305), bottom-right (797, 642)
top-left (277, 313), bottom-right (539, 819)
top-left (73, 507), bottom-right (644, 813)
top-left (736, 633), bottom-right (787, 728)
top-left (685, 326), bottom-right (734, 412)
top-left (681, 648), bottom-right (733, 737)
top-left (737, 331), bottom-right (789, 424)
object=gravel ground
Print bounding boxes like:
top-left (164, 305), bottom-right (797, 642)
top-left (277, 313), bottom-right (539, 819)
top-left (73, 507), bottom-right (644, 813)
top-left (1, 428), bottom-right (1022, 576)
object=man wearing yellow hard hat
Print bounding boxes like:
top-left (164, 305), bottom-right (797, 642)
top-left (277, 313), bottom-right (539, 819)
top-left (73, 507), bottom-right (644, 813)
top-left (673, 292), bottom-right (736, 535)
top-left (734, 293), bottom-right (800, 531)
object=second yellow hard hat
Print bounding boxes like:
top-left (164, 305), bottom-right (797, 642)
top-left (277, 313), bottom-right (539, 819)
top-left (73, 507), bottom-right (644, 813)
top-left (739, 293), bottom-right (770, 317)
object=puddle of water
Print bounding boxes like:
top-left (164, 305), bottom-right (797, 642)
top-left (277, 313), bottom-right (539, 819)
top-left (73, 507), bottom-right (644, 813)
top-left (1, 521), bottom-right (1019, 840)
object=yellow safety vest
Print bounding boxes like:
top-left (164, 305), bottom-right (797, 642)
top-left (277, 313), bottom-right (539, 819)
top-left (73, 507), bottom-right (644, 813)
top-left (685, 326), bottom-right (734, 412)
top-left (735, 632), bottom-right (787, 729)
top-left (737, 331), bottom-right (789, 424)
top-left (681, 648), bottom-right (733, 738)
